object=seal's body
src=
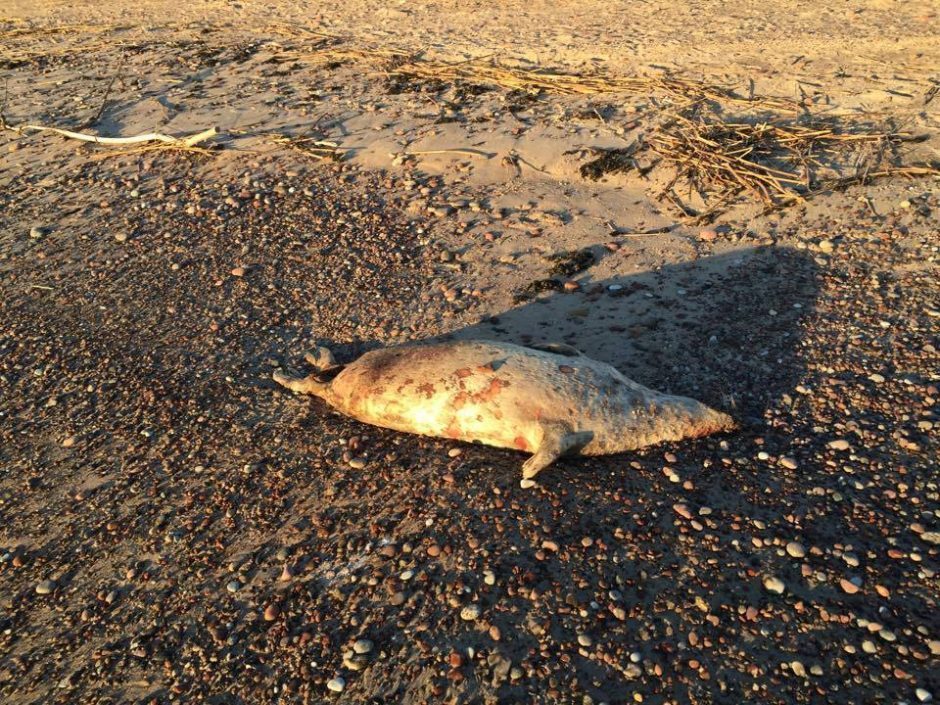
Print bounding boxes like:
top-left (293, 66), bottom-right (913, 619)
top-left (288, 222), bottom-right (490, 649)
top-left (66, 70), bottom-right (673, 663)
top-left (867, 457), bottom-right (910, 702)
top-left (274, 340), bottom-right (734, 480)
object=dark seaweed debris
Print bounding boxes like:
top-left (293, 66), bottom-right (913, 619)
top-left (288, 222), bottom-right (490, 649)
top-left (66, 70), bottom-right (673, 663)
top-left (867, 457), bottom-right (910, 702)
top-left (513, 278), bottom-right (563, 302)
top-left (546, 248), bottom-right (596, 277)
top-left (579, 147), bottom-right (637, 180)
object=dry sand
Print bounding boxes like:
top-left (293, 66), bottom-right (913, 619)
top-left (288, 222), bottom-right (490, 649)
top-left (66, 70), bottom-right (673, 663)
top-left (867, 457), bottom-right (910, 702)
top-left (1, 2), bottom-right (938, 704)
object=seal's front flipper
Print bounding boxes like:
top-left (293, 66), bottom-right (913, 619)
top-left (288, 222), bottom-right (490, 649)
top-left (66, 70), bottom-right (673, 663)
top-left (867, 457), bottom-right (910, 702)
top-left (521, 425), bottom-right (594, 480)
top-left (304, 346), bottom-right (340, 372)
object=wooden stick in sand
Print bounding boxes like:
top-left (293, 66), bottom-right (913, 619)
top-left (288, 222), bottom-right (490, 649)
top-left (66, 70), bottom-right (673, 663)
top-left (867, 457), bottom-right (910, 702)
top-left (5, 123), bottom-right (218, 147)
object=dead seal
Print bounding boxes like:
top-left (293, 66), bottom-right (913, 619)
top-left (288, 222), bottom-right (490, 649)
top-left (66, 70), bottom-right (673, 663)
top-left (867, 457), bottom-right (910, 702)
top-left (273, 340), bottom-right (735, 480)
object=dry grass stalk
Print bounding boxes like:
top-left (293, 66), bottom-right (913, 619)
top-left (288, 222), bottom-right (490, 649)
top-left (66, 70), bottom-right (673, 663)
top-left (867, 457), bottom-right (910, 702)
top-left (263, 133), bottom-right (344, 161)
top-left (644, 108), bottom-right (938, 220)
top-left (291, 45), bottom-right (797, 110)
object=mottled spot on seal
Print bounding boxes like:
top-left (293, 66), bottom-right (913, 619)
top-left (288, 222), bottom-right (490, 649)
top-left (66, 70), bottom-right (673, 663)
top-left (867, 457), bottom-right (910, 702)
top-left (478, 378), bottom-right (508, 401)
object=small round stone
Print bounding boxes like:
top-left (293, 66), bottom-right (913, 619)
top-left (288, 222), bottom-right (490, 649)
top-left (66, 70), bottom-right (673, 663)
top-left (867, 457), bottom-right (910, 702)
top-left (779, 457), bottom-right (798, 470)
top-left (577, 634), bottom-right (593, 647)
top-left (916, 688), bottom-right (933, 703)
top-left (786, 542), bottom-right (806, 558)
top-left (35, 579), bottom-right (56, 595)
top-left (839, 578), bottom-right (860, 594)
top-left (326, 677), bottom-right (345, 693)
top-left (698, 229), bottom-right (717, 242)
top-left (460, 604), bottom-right (481, 621)
top-left (353, 639), bottom-right (373, 655)
top-left (263, 604), bottom-right (280, 621)
top-left (763, 576), bottom-right (786, 594)
top-left (520, 479), bottom-right (536, 489)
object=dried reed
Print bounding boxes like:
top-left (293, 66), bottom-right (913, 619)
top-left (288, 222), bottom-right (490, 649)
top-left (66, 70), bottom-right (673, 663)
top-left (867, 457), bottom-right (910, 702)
top-left (643, 108), bottom-right (938, 220)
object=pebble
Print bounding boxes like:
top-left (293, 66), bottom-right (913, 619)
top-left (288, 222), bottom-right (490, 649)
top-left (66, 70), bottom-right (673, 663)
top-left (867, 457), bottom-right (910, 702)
top-left (672, 503), bottom-right (693, 520)
top-left (763, 576), bottom-right (786, 594)
top-left (29, 225), bottom-right (46, 239)
top-left (920, 531), bottom-right (940, 545)
top-left (916, 688), bottom-right (933, 703)
top-left (348, 457), bottom-right (367, 469)
top-left (226, 580), bottom-right (240, 593)
top-left (460, 604), bottom-right (481, 621)
top-left (828, 439), bottom-right (851, 451)
top-left (519, 479), bottom-right (536, 489)
top-left (698, 229), bottom-right (717, 242)
top-left (447, 447), bottom-right (462, 458)
top-left (790, 660), bottom-right (807, 677)
top-left (263, 604), bottom-right (280, 621)
top-left (352, 639), bottom-right (373, 654)
top-left (786, 541), bottom-right (806, 558)
top-left (35, 579), bottom-right (56, 595)
top-left (326, 677), bottom-right (345, 693)
top-left (231, 266), bottom-right (247, 277)
top-left (839, 578), bottom-right (860, 595)
top-left (779, 457), bottom-right (798, 470)
top-left (114, 232), bottom-right (128, 242)
top-left (577, 634), bottom-right (593, 647)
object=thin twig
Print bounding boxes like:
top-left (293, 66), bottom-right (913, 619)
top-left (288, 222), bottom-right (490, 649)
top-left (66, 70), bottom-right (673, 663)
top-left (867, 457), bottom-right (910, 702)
top-left (79, 53), bottom-right (126, 129)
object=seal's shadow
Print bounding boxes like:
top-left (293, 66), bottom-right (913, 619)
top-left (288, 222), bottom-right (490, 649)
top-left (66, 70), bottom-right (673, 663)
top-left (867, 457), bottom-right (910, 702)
top-left (439, 245), bottom-right (814, 427)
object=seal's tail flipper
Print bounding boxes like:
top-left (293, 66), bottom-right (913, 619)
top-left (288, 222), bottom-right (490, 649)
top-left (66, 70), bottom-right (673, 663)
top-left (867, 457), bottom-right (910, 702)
top-left (522, 425), bottom-right (594, 480)
top-left (272, 371), bottom-right (329, 399)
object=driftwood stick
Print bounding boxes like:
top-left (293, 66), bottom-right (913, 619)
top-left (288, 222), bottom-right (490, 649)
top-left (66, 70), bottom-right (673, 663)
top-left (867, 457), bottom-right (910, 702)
top-left (9, 123), bottom-right (218, 147)
top-left (404, 147), bottom-right (494, 158)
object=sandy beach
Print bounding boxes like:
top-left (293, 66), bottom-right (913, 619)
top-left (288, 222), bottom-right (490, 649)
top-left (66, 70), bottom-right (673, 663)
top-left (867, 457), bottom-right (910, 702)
top-left (1, 2), bottom-right (938, 703)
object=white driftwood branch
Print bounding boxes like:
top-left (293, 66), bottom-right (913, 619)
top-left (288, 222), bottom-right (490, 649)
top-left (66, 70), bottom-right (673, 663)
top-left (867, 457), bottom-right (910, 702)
top-left (13, 124), bottom-right (218, 147)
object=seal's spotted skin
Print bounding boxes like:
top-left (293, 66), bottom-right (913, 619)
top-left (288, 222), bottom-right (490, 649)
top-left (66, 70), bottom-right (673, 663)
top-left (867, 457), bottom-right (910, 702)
top-left (274, 340), bottom-right (735, 480)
